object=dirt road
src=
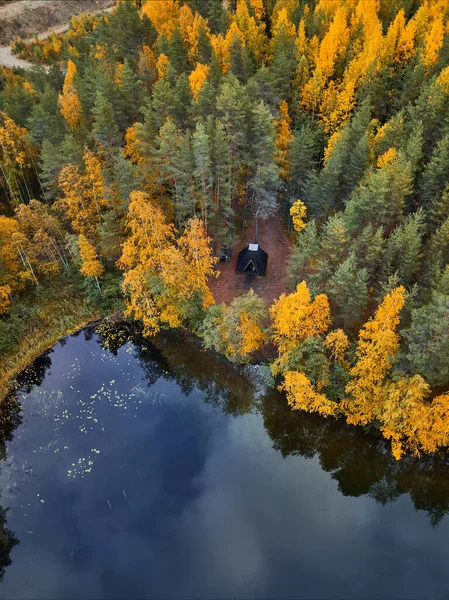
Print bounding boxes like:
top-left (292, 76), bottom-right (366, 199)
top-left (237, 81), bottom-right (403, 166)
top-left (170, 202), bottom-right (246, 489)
top-left (0, 46), bottom-right (32, 69)
top-left (0, 0), bottom-right (114, 69)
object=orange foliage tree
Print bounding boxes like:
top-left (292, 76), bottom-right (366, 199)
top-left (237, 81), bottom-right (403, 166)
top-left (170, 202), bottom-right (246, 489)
top-left (270, 281), bottom-right (334, 414)
top-left (57, 151), bottom-right (107, 238)
top-left (270, 281), bottom-right (331, 361)
top-left (58, 59), bottom-right (82, 131)
top-left (0, 285), bottom-right (11, 315)
top-left (213, 289), bottom-right (268, 363)
top-left (289, 199), bottom-right (307, 233)
top-left (189, 63), bottom-right (210, 101)
top-left (0, 112), bottom-right (37, 203)
top-left (343, 286), bottom-right (406, 427)
top-left (78, 234), bottom-right (104, 290)
top-left (118, 192), bottom-right (216, 336)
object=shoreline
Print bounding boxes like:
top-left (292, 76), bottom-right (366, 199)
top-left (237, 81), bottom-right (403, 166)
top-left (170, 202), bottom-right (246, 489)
top-left (2, 312), bottom-right (271, 403)
top-left (0, 312), bottom-right (102, 403)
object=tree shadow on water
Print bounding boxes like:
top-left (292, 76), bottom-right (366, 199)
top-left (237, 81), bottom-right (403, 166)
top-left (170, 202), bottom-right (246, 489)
top-left (262, 391), bottom-right (449, 526)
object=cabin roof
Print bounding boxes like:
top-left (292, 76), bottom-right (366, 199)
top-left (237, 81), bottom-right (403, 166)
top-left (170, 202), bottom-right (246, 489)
top-left (236, 244), bottom-right (268, 276)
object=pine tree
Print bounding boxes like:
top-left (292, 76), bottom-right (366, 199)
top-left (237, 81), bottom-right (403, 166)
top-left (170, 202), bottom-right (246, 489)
top-left (248, 101), bottom-right (280, 221)
top-left (384, 211), bottom-right (424, 287)
top-left (115, 59), bottom-right (145, 128)
top-left (418, 134), bottom-right (449, 209)
top-left (192, 121), bottom-right (213, 231)
top-left (275, 100), bottom-right (293, 181)
top-left (269, 8), bottom-right (297, 101)
top-left (402, 282), bottom-right (449, 388)
top-left (91, 92), bottom-right (121, 151)
top-left (328, 252), bottom-right (369, 332)
top-left (27, 85), bottom-right (65, 145)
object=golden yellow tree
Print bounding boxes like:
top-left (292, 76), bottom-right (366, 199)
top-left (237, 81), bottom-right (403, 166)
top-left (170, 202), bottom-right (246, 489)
top-left (58, 59), bottom-right (82, 131)
top-left (0, 112), bottom-right (37, 202)
top-left (324, 329), bottom-right (349, 366)
top-left (377, 147), bottom-right (397, 168)
top-left (57, 151), bottom-right (107, 238)
top-left (436, 65), bottom-right (449, 94)
top-left (235, 0), bottom-right (268, 64)
top-left (316, 6), bottom-right (350, 79)
top-left (215, 289), bottom-right (268, 363)
top-left (188, 12), bottom-right (212, 61)
top-left (78, 234), bottom-right (104, 290)
top-left (272, 0), bottom-right (298, 26)
top-left (380, 376), bottom-right (449, 459)
top-left (0, 285), bottom-right (11, 315)
top-left (178, 3), bottom-right (194, 46)
top-left (210, 34), bottom-right (229, 72)
top-left (141, 0), bottom-right (179, 36)
top-left (421, 15), bottom-right (445, 67)
top-left (221, 22), bottom-right (246, 72)
top-left (0, 215), bottom-right (38, 289)
top-left (300, 68), bottom-right (326, 114)
top-left (118, 191), bottom-right (179, 335)
top-left (119, 206), bottom-right (217, 335)
top-left (343, 286), bottom-right (406, 427)
top-left (275, 100), bottom-right (294, 181)
top-left (319, 80), bottom-right (355, 134)
top-left (383, 9), bottom-right (416, 65)
top-left (340, 2), bottom-right (383, 92)
top-left (156, 53), bottom-right (170, 79)
top-left (281, 371), bottom-right (337, 417)
top-left (138, 45), bottom-right (157, 85)
top-left (176, 217), bottom-right (218, 309)
top-left (270, 281), bottom-right (334, 415)
top-left (15, 200), bottom-right (67, 276)
top-left (270, 281), bottom-right (331, 376)
top-left (290, 199), bottom-right (307, 233)
top-left (189, 63), bottom-right (210, 101)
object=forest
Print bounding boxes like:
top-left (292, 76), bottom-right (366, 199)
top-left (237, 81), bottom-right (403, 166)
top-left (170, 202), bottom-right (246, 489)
top-left (0, 0), bottom-right (449, 460)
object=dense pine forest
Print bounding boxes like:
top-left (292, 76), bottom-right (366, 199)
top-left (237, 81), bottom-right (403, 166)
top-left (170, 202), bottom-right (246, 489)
top-left (1, 0), bottom-right (449, 459)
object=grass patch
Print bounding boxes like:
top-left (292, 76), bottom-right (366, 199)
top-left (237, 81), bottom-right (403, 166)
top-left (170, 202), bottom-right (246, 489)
top-left (0, 276), bottom-right (123, 403)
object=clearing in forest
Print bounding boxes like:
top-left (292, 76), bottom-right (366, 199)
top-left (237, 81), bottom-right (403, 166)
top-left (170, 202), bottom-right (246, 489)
top-left (209, 216), bottom-right (292, 307)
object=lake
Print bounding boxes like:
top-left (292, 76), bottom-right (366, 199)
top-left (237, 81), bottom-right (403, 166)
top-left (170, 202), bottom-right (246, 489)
top-left (1, 322), bottom-right (449, 599)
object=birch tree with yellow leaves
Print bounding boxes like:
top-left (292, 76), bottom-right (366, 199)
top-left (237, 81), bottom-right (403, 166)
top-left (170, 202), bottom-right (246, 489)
top-left (58, 60), bottom-right (83, 132)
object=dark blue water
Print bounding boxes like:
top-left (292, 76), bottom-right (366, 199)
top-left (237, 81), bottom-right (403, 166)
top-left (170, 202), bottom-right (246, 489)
top-left (1, 324), bottom-right (449, 599)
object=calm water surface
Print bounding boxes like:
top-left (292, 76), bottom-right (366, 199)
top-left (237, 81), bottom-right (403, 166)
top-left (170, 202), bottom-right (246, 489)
top-left (1, 323), bottom-right (449, 599)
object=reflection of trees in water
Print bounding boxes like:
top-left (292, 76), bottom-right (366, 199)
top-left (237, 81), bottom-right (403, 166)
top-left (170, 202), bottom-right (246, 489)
top-left (0, 507), bottom-right (18, 581)
top-left (101, 322), bottom-right (449, 525)
top-left (12, 351), bottom-right (52, 397)
top-left (90, 321), bottom-right (133, 355)
top-left (0, 396), bottom-right (21, 580)
top-left (150, 331), bottom-right (256, 416)
top-left (0, 394), bottom-right (23, 462)
top-left (93, 322), bottom-right (257, 415)
top-left (262, 392), bottom-right (449, 525)
top-left (9, 321), bottom-right (449, 530)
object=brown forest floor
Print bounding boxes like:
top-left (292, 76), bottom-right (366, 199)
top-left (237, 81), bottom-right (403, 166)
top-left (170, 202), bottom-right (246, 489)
top-left (209, 215), bottom-right (292, 307)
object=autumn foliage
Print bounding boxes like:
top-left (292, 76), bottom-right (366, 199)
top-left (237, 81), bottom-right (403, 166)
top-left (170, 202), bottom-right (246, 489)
top-left (118, 191), bottom-right (217, 336)
top-left (2, 0), bottom-right (449, 461)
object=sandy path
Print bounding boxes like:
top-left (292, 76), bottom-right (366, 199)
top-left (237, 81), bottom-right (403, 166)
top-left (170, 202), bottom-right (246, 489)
top-left (0, 1), bottom-right (114, 69)
top-left (0, 46), bottom-right (32, 68)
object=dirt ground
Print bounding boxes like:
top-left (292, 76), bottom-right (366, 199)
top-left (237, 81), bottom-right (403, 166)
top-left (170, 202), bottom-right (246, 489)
top-left (0, 0), bottom-right (113, 46)
top-left (209, 216), bottom-right (292, 307)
